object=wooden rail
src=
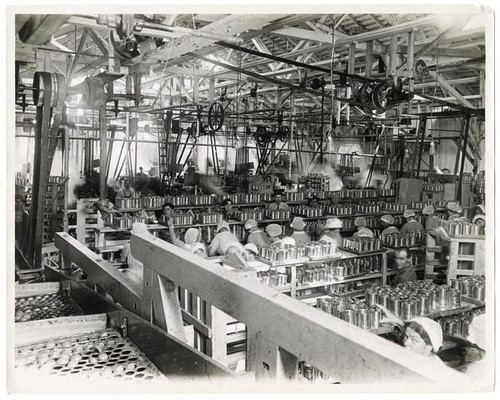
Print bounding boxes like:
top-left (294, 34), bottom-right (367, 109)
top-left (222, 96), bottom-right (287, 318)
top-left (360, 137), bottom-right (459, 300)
top-left (55, 232), bottom-right (472, 385)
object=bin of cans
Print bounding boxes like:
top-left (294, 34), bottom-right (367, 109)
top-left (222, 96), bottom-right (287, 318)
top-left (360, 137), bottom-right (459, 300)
top-left (234, 209), bottom-right (264, 222)
top-left (258, 241), bottom-right (335, 264)
top-left (341, 237), bottom-right (383, 254)
top-left (266, 209), bottom-right (291, 220)
top-left (196, 213), bottom-right (223, 225)
top-left (439, 220), bottom-right (484, 237)
top-left (327, 205), bottom-right (354, 216)
top-left (449, 276), bottom-right (485, 303)
top-left (316, 297), bottom-right (383, 330)
top-left (366, 281), bottom-right (464, 320)
top-left (382, 231), bottom-right (425, 248)
top-left (257, 270), bottom-right (288, 288)
top-left (437, 309), bottom-right (484, 337)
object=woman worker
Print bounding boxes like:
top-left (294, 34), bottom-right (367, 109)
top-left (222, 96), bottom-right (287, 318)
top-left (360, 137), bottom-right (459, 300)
top-left (290, 216), bottom-right (311, 245)
top-left (208, 220), bottom-right (243, 256)
top-left (352, 216), bottom-right (374, 238)
top-left (380, 214), bottom-right (399, 236)
top-left (318, 218), bottom-right (343, 248)
top-left (245, 219), bottom-right (272, 249)
top-left (376, 304), bottom-right (445, 365)
top-left (399, 209), bottom-right (424, 234)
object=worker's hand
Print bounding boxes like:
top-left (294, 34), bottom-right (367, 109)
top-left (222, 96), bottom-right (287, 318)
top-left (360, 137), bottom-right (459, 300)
top-left (374, 304), bottom-right (400, 325)
top-left (167, 219), bottom-right (174, 229)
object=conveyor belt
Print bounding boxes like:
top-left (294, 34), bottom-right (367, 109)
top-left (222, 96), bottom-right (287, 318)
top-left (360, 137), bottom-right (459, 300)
top-left (15, 328), bottom-right (165, 382)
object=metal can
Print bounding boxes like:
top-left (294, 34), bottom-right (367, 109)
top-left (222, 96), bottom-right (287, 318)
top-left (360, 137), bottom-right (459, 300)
top-left (389, 297), bottom-right (402, 317)
top-left (357, 309), bottom-right (370, 329)
top-left (450, 289), bottom-right (462, 307)
top-left (342, 309), bottom-right (356, 324)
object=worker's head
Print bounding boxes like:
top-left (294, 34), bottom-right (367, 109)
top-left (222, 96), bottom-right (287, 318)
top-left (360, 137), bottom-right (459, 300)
top-left (472, 215), bottom-right (485, 227)
top-left (244, 219), bottom-right (258, 232)
top-left (290, 216), bottom-right (306, 231)
top-left (243, 243), bottom-right (258, 261)
top-left (446, 202), bottom-right (462, 217)
top-left (124, 180), bottom-right (131, 189)
top-left (224, 245), bottom-right (242, 257)
top-left (403, 209), bottom-right (416, 221)
top-left (15, 195), bottom-right (24, 209)
top-left (422, 205), bottom-right (435, 216)
top-left (404, 317), bottom-right (443, 356)
top-left (307, 196), bottom-right (319, 208)
top-left (273, 193), bottom-right (283, 204)
top-left (380, 214), bottom-right (395, 227)
top-left (184, 228), bottom-right (200, 245)
top-left (354, 216), bottom-right (367, 228)
top-left (265, 223), bottom-right (282, 238)
top-left (162, 203), bottom-right (175, 217)
top-left (324, 217), bottom-right (343, 232)
top-left (394, 248), bottom-right (410, 270)
top-left (305, 179), bottom-right (312, 188)
top-left (222, 198), bottom-right (233, 211)
top-left (190, 243), bottom-right (207, 258)
top-left (280, 236), bottom-right (296, 248)
top-left (139, 167), bottom-right (143, 172)
top-left (216, 220), bottom-right (230, 233)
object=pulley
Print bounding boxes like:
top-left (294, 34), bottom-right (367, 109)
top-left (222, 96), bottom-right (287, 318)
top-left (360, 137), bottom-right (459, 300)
top-left (32, 71), bottom-right (66, 108)
top-left (208, 101), bottom-right (224, 131)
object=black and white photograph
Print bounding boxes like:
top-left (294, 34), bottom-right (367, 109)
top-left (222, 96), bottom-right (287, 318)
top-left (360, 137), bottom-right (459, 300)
top-left (5, 3), bottom-right (496, 394)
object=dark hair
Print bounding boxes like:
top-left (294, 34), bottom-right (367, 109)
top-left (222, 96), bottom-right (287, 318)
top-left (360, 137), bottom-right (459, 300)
top-left (162, 202), bottom-right (175, 210)
top-left (221, 198), bottom-right (233, 206)
top-left (307, 196), bottom-right (320, 206)
top-left (405, 321), bottom-right (434, 350)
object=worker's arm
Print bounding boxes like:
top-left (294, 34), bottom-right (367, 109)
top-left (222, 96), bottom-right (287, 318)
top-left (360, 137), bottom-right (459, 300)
top-left (166, 219), bottom-right (188, 250)
top-left (375, 304), bottom-right (405, 329)
top-left (208, 235), bottom-right (220, 257)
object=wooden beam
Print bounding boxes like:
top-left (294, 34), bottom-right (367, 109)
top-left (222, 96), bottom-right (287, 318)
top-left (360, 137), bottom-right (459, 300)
top-left (272, 26), bottom-right (333, 44)
top-left (129, 232), bottom-right (472, 384)
top-left (19, 15), bottom-right (70, 45)
top-left (365, 40), bottom-right (373, 78)
top-left (87, 28), bottom-right (109, 56)
top-left (428, 71), bottom-right (475, 108)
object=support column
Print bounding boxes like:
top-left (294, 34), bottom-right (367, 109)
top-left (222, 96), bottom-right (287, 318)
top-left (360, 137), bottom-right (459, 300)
top-left (99, 106), bottom-right (107, 200)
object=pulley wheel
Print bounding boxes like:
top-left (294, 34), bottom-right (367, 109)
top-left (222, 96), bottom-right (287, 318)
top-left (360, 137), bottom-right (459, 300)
top-left (372, 82), bottom-right (390, 110)
top-left (208, 101), bottom-right (224, 131)
top-left (32, 72), bottom-right (65, 108)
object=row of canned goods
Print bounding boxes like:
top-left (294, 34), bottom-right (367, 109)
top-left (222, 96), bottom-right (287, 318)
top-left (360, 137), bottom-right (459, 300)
top-left (114, 216), bottom-right (148, 229)
top-left (316, 297), bottom-right (384, 330)
top-left (285, 192), bottom-right (305, 202)
top-left (297, 256), bottom-right (382, 283)
top-left (266, 210), bottom-right (292, 220)
top-left (382, 231), bottom-right (425, 247)
top-left (234, 210), bottom-right (264, 222)
top-left (450, 276), bottom-right (485, 302)
top-left (290, 206), bottom-right (324, 217)
top-left (354, 203), bottom-right (381, 214)
top-left (164, 195), bottom-right (216, 206)
top-left (335, 189), bottom-right (378, 199)
top-left (381, 202), bottom-right (408, 212)
top-left (409, 201), bottom-right (434, 210)
top-left (439, 220), bottom-right (484, 237)
top-left (169, 214), bottom-right (194, 226)
top-left (342, 237), bottom-right (383, 253)
top-left (437, 310), bottom-right (483, 337)
top-left (258, 241), bottom-right (336, 263)
top-left (197, 225), bottom-right (245, 243)
top-left (326, 205), bottom-right (355, 215)
top-left (424, 183), bottom-right (445, 192)
top-left (256, 271), bottom-right (288, 288)
top-left (195, 213), bottom-right (223, 225)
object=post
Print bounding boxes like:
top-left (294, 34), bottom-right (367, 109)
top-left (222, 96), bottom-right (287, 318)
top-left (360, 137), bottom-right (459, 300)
top-left (99, 106), bottom-right (107, 200)
top-left (346, 43), bottom-right (356, 123)
top-left (407, 30), bottom-right (415, 114)
top-left (63, 108), bottom-right (69, 233)
top-left (365, 40), bottom-right (373, 78)
top-left (456, 115), bottom-right (471, 201)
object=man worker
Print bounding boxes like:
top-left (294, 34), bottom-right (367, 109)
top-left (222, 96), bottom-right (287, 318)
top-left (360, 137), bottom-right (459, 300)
top-left (245, 219), bottom-right (272, 249)
top-left (391, 248), bottom-right (417, 286)
top-left (268, 192), bottom-right (290, 211)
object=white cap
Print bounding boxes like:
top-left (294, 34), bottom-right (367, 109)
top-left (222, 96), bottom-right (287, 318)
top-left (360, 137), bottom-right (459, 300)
top-left (244, 243), bottom-right (258, 255)
top-left (325, 218), bottom-right (343, 229)
top-left (217, 220), bottom-right (230, 232)
top-left (184, 228), bottom-right (200, 245)
top-left (446, 202), bottom-right (462, 213)
top-left (280, 237), bottom-right (296, 247)
top-left (403, 209), bottom-right (416, 218)
top-left (266, 223), bottom-right (282, 237)
top-left (381, 214), bottom-right (395, 224)
top-left (245, 219), bottom-right (258, 230)
top-left (410, 317), bottom-right (443, 352)
top-left (290, 216), bottom-right (306, 231)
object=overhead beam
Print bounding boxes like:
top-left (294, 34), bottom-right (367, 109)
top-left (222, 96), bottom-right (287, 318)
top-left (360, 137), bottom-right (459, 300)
top-left (19, 15), bottom-right (70, 45)
top-left (87, 28), bottom-right (109, 56)
top-left (428, 70), bottom-right (475, 108)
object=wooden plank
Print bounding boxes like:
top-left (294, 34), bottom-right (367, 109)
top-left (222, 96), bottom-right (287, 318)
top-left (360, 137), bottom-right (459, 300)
top-left (15, 314), bottom-right (107, 347)
top-left (181, 309), bottom-right (212, 338)
top-left (130, 232), bottom-right (470, 384)
top-left (254, 332), bottom-right (298, 381)
top-left (15, 282), bottom-right (61, 298)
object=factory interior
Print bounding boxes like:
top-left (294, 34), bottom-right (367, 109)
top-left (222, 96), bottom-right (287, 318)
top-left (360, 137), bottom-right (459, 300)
top-left (10, 9), bottom-right (493, 391)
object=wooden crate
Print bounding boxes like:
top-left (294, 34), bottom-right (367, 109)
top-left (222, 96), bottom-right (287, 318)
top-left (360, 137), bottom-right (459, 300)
top-left (447, 237), bottom-right (485, 284)
top-left (76, 198), bottom-right (103, 247)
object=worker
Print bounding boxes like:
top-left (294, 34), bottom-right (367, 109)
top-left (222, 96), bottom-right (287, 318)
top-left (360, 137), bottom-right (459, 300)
top-left (137, 167), bottom-right (147, 177)
top-left (307, 195), bottom-right (320, 208)
top-left (208, 220), bottom-right (243, 256)
top-left (391, 248), bottom-right (416, 286)
top-left (161, 202), bottom-right (175, 222)
top-left (319, 218), bottom-right (343, 249)
top-left (268, 192), bottom-right (290, 211)
top-left (190, 242), bottom-right (208, 259)
top-left (280, 236), bottom-right (297, 248)
top-left (166, 220), bottom-right (206, 256)
top-left (352, 216), bottom-right (374, 238)
top-left (300, 179), bottom-right (314, 194)
top-left (463, 313), bottom-right (487, 379)
top-left (245, 219), bottom-right (271, 249)
top-left (116, 180), bottom-right (136, 199)
top-left (221, 198), bottom-right (237, 220)
top-left (380, 215), bottom-right (399, 236)
top-left (290, 217), bottom-right (311, 245)
top-left (446, 202), bottom-right (468, 222)
top-left (422, 205), bottom-right (440, 231)
top-left (265, 223), bottom-right (284, 246)
top-left (399, 210), bottom-right (424, 234)
top-left (243, 243), bottom-right (258, 262)
top-left (472, 214), bottom-right (485, 227)
top-left (376, 304), bottom-right (445, 365)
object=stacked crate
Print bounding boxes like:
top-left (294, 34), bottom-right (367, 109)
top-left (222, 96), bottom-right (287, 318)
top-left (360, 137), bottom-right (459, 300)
top-left (76, 198), bottom-right (102, 248)
top-left (42, 176), bottom-right (65, 244)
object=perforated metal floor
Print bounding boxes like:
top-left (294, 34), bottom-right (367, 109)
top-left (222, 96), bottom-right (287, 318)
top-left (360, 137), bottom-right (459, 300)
top-left (15, 293), bottom-right (84, 322)
top-left (15, 328), bottom-right (165, 382)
